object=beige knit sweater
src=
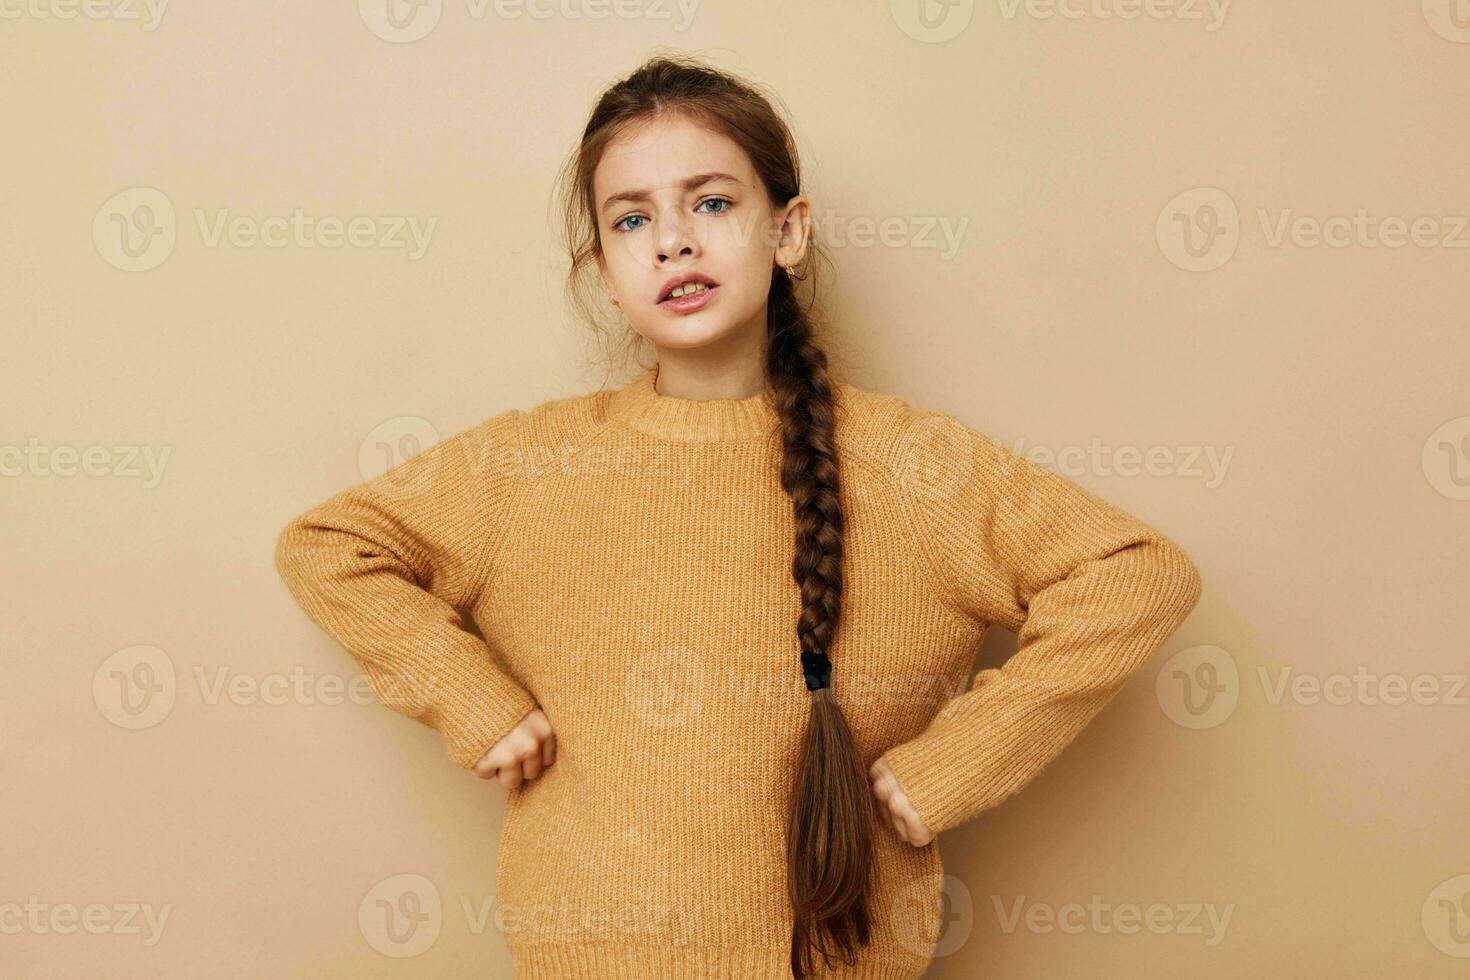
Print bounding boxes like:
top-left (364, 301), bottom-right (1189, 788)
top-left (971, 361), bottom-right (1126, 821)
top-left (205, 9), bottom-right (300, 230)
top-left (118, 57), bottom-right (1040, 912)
top-left (274, 361), bottom-right (1202, 979)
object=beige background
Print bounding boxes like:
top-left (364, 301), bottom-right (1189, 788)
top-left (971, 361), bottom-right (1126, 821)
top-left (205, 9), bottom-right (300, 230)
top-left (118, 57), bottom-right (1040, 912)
top-left (4, 2), bottom-right (1467, 977)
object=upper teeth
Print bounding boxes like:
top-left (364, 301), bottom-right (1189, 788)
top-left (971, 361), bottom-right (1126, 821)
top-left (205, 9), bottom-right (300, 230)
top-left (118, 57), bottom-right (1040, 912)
top-left (669, 282), bottom-right (709, 299)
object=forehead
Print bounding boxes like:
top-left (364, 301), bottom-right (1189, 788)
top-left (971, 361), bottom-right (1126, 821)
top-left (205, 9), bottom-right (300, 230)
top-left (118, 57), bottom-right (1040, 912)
top-left (593, 114), bottom-right (756, 204)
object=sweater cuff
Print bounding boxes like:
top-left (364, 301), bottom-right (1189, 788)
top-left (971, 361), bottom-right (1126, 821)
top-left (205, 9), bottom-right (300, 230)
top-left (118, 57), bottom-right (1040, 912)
top-left (409, 633), bottom-right (539, 771)
top-left (879, 698), bottom-right (1082, 837)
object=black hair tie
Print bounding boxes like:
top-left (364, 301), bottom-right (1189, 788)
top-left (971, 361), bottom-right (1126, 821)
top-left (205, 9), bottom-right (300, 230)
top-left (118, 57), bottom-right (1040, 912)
top-left (801, 651), bottom-right (832, 692)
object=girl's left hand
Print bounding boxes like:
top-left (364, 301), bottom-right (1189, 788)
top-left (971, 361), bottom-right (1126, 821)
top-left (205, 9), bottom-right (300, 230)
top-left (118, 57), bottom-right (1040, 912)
top-left (868, 757), bottom-right (935, 847)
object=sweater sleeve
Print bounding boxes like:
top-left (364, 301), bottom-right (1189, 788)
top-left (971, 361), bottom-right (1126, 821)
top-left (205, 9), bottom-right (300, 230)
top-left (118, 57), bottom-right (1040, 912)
top-left (273, 407), bottom-right (538, 771)
top-left (879, 409), bottom-right (1203, 836)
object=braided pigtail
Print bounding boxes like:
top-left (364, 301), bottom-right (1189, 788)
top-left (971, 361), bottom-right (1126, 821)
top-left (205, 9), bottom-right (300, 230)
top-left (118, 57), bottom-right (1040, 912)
top-left (769, 264), bottom-right (876, 979)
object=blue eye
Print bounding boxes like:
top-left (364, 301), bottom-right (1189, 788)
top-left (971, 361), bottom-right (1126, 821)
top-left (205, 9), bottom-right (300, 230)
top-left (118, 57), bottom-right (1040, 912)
top-left (612, 198), bottom-right (733, 233)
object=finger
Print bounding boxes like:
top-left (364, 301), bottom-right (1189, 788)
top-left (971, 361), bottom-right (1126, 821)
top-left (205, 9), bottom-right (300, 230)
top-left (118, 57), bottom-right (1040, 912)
top-left (521, 747), bottom-right (544, 781)
top-left (898, 807), bottom-right (927, 845)
top-left (542, 731), bottom-right (556, 768)
top-left (498, 755), bottom-right (525, 790)
top-left (473, 740), bottom-right (508, 778)
top-left (521, 710), bottom-right (549, 739)
top-left (479, 729), bottom-right (532, 772)
top-left (479, 744), bottom-right (511, 771)
top-left (882, 781), bottom-right (917, 834)
top-left (889, 809), bottom-right (910, 844)
top-left (887, 789), bottom-right (932, 846)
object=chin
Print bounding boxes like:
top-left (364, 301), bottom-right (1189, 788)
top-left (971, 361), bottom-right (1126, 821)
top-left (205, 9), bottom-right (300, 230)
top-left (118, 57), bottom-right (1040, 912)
top-left (643, 316), bottom-right (737, 349)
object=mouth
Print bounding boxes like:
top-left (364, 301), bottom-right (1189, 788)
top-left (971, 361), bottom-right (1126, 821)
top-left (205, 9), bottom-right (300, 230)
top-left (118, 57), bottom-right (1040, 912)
top-left (657, 273), bottom-right (720, 313)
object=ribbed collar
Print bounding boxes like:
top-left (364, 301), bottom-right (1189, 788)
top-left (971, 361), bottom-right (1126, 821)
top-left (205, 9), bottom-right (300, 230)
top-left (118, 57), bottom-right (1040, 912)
top-left (607, 362), bottom-right (781, 443)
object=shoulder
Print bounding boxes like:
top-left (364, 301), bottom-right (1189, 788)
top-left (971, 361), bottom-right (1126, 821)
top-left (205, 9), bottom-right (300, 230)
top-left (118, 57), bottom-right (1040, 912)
top-left (413, 382), bottom-right (607, 486)
top-left (497, 380), bottom-right (626, 480)
top-left (831, 376), bottom-right (999, 483)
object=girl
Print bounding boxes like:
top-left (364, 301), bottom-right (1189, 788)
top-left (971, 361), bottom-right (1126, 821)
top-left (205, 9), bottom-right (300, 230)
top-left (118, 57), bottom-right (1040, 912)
top-left (275, 54), bottom-right (1202, 980)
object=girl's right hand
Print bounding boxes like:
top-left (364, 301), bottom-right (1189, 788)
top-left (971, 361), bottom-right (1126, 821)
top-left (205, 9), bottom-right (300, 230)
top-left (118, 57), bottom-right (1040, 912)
top-left (473, 707), bottom-right (556, 789)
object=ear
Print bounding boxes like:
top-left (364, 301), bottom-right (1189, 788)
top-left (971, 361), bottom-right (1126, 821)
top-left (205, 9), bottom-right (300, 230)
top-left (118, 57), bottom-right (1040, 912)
top-left (773, 194), bottom-right (812, 272)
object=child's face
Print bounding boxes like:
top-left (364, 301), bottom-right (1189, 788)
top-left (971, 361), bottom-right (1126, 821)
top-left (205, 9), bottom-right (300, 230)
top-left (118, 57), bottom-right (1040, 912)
top-left (593, 112), bottom-right (808, 354)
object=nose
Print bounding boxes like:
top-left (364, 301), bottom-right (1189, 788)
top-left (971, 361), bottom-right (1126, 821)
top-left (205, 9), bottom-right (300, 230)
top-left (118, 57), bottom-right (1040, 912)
top-left (654, 205), bottom-right (701, 265)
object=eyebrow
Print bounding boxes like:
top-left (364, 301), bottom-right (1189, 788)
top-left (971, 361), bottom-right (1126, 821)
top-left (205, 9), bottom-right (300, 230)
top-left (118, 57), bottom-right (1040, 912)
top-left (599, 171), bottom-right (743, 215)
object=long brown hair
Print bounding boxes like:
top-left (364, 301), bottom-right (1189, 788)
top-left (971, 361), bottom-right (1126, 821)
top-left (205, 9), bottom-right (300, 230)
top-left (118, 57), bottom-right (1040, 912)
top-left (554, 54), bottom-right (876, 978)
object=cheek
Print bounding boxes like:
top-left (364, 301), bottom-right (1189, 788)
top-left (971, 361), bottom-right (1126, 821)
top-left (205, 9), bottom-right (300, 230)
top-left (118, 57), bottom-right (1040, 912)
top-left (713, 209), bottom-right (775, 256)
top-left (602, 238), bottom-right (650, 284)
top-left (708, 226), bottom-right (777, 292)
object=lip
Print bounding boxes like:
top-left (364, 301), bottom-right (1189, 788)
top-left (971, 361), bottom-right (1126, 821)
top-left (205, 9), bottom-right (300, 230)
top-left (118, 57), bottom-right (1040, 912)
top-left (659, 283), bottom-right (719, 314)
top-left (656, 272), bottom-right (720, 313)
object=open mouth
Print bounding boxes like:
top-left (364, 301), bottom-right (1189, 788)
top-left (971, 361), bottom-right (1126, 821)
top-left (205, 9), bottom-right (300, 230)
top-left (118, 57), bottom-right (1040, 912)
top-left (658, 275), bottom-right (720, 312)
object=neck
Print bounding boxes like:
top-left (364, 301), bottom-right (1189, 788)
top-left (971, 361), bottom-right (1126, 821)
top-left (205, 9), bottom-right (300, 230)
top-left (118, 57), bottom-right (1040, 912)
top-left (607, 360), bottom-right (780, 443)
top-left (651, 348), bottom-right (769, 401)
